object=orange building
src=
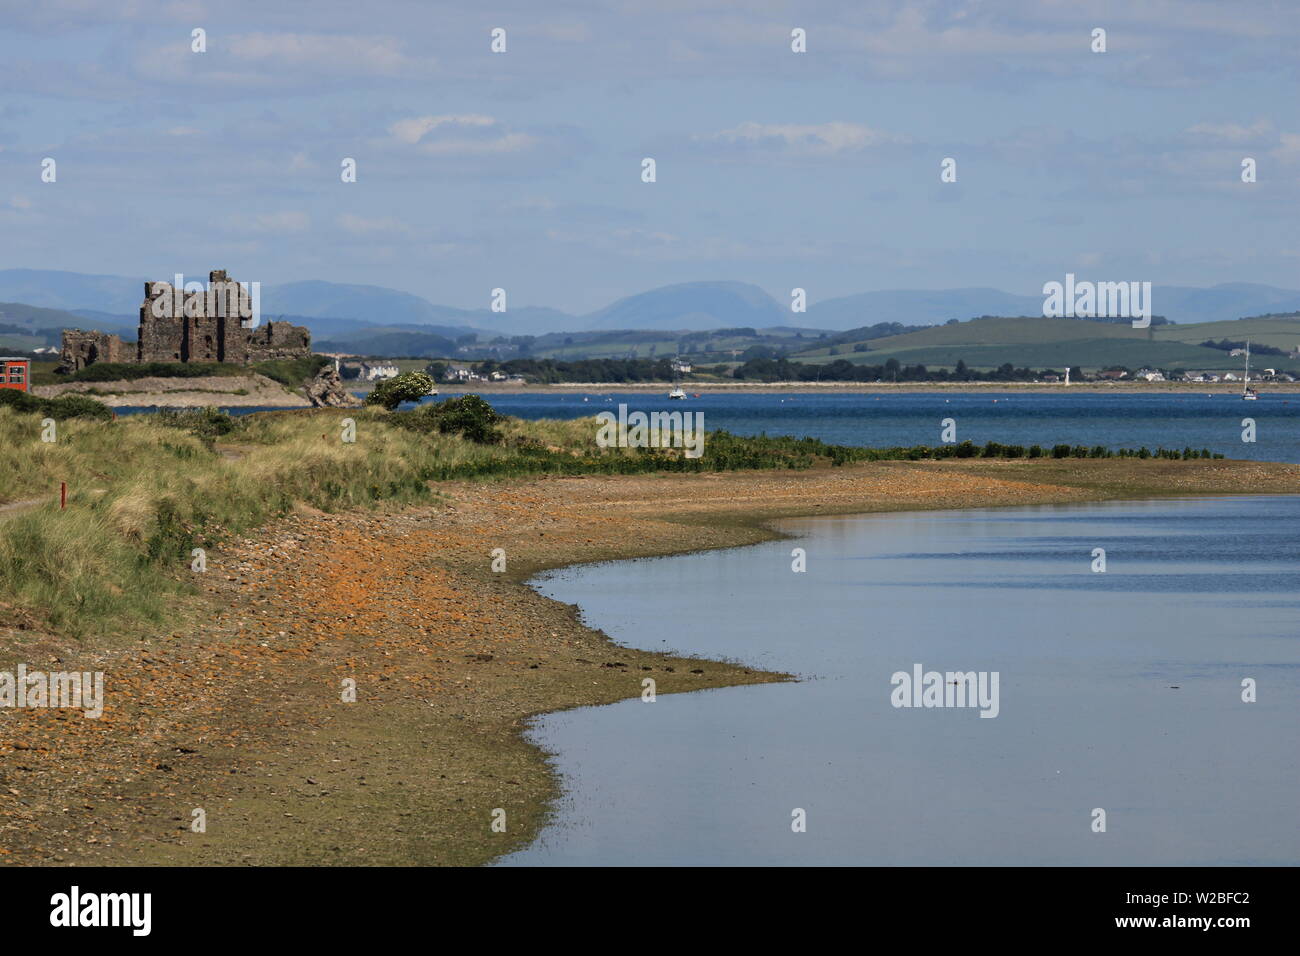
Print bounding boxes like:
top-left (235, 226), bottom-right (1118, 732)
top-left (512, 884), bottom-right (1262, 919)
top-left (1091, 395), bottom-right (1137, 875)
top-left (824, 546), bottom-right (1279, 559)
top-left (1, 357), bottom-right (30, 392)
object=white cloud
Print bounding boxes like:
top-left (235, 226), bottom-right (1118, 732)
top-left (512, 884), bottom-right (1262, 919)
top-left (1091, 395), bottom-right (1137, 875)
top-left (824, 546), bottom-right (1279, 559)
top-left (1271, 132), bottom-right (1300, 164)
top-left (701, 121), bottom-right (909, 156)
top-left (388, 114), bottom-right (537, 156)
top-left (1185, 120), bottom-right (1273, 143)
top-left (389, 114), bottom-right (495, 145)
top-left (418, 132), bottom-right (536, 156)
top-left (228, 32), bottom-right (417, 75)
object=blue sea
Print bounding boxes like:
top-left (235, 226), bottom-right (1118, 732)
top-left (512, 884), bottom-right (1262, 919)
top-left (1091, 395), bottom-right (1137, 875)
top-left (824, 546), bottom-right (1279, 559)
top-left (116, 390), bottom-right (1300, 462)
top-left (452, 391), bottom-right (1300, 463)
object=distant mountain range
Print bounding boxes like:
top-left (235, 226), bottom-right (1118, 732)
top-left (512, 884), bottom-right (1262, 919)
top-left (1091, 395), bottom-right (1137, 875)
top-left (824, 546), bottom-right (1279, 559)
top-left (4, 270), bottom-right (1300, 345)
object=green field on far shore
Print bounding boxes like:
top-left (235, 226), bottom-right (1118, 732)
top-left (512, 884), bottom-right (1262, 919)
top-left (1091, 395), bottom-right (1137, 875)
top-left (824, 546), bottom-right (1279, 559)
top-left (789, 315), bottom-right (1300, 372)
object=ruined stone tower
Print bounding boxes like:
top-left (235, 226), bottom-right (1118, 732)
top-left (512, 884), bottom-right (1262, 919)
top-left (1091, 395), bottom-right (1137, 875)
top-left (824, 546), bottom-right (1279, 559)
top-left (60, 270), bottom-right (311, 372)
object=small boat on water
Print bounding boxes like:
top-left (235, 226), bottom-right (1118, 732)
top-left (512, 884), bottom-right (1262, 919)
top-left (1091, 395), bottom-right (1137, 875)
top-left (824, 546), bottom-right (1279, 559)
top-left (1243, 341), bottom-right (1258, 400)
top-left (668, 357), bottom-right (687, 399)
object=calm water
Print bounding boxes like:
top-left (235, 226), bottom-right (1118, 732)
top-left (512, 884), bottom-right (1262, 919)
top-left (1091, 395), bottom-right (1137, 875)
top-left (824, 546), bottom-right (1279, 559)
top-left (117, 391), bottom-right (1300, 462)
top-left (472, 392), bottom-right (1299, 463)
top-left (499, 496), bottom-right (1300, 866)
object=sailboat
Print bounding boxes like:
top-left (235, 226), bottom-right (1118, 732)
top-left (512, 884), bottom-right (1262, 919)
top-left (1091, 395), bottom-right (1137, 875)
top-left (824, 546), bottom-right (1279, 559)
top-left (668, 357), bottom-right (687, 399)
top-left (1243, 341), bottom-right (1258, 400)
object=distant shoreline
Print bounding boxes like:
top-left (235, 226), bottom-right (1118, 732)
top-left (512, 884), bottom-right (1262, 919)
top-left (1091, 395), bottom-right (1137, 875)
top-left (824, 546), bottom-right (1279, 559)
top-left (33, 376), bottom-right (1300, 409)
top-left (436, 380), bottom-right (1300, 395)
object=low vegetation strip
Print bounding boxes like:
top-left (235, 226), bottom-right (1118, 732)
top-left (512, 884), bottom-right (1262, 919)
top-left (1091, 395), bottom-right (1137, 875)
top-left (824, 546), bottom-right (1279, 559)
top-left (45, 355), bottom-right (330, 387)
top-left (0, 387), bottom-right (114, 421)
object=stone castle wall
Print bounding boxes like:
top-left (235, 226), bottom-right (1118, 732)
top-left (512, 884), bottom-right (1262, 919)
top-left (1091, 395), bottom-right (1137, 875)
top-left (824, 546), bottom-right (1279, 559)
top-left (247, 321), bottom-right (313, 363)
top-left (59, 329), bottom-right (133, 372)
top-left (60, 270), bottom-right (311, 372)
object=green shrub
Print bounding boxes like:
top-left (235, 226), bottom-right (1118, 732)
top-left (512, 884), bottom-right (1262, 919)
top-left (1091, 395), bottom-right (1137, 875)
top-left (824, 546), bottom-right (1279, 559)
top-left (392, 393), bottom-right (504, 443)
top-left (364, 371), bottom-right (436, 410)
top-left (0, 388), bottom-right (112, 420)
top-left (250, 355), bottom-right (332, 388)
top-left (155, 406), bottom-right (240, 440)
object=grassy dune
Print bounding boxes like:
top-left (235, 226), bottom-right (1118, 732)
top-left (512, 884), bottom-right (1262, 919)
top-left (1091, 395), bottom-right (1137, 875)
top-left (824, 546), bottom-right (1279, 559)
top-left (0, 407), bottom-right (431, 635)
top-left (0, 403), bottom-right (846, 637)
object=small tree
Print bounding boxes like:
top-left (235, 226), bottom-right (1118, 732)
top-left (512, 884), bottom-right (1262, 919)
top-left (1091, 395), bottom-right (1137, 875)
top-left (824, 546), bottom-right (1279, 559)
top-left (427, 394), bottom-right (504, 443)
top-left (392, 394), bottom-right (505, 444)
top-left (365, 370), bottom-right (435, 410)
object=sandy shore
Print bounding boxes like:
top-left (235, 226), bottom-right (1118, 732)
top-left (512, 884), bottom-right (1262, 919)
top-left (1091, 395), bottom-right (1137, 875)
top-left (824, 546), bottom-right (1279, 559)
top-left (32, 374), bottom-right (310, 408)
top-left (441, 381), bottom-right (1300, 395)
top-left (2, 457), bottom-right (1297, 866)
top-left (33, 378), bottom-right (1299, 406)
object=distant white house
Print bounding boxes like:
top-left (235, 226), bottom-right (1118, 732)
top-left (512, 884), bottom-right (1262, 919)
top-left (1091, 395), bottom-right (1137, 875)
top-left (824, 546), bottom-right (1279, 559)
top-left (1135, 369), bottom-right (1165, 382)
top-left (671, 357), bottom-right (692, 374)
top-left (1223, 372), bottom-right (1240, 382)
top-left (444, 364), bottom-right (484, 382)
top-left (360, 362), bottom-right (400, 381)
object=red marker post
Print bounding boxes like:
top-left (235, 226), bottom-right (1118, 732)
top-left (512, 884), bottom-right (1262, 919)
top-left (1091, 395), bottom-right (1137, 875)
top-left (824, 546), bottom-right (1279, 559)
top-left (60, 482), bottom-right (67, 509)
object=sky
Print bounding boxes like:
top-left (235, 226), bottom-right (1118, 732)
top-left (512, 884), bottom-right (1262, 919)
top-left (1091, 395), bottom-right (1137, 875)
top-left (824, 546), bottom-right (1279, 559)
top-left (1, 0), bottom-right (1299, 314)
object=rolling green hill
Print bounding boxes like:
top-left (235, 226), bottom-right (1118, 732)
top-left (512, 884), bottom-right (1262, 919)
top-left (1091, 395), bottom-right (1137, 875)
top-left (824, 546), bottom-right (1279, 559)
top-left (798, 316), bottom-right (1145, 355)
top-left (0, 334), bottom-right (47, 352)
top-left (790, 315), bottom-right (1300, 372)
top-left (1153, 315), bottom-right (1300, 351)
top-left (825, 341), bottom-right (1265, 371)
top-left (0, 302), bottom-right (92, 353)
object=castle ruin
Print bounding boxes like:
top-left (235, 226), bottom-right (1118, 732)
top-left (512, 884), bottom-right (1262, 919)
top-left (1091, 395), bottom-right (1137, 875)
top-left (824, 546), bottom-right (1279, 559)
top-left (59, 270), bottom-right (311, 372)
